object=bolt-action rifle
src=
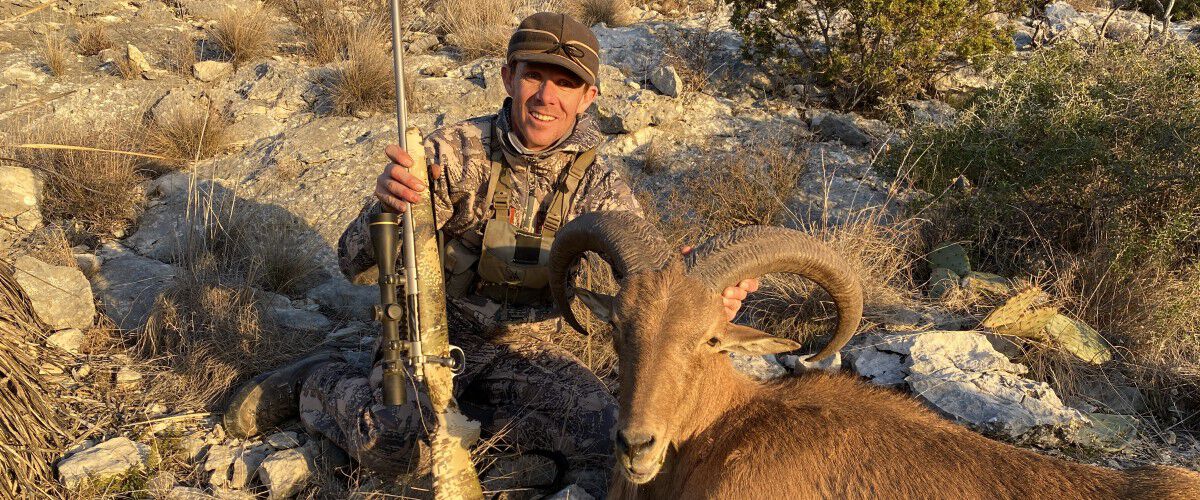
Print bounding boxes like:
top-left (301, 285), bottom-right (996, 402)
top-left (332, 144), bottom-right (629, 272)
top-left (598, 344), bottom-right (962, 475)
top-left (369, 1), bottom-right (484, 498)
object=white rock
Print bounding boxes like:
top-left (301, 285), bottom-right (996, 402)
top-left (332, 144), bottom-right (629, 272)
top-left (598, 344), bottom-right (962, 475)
top-left (47, 328), bottom-right (85, 354)
top-left (13, 256), bottom-right (95, 330)
top-left (193, 61), bottom-right (233, 82)
top-left (649, 65), bottom-right (683, 98)
top-left (115, 366), bottom-right (142, 386)
top-left (266, 431), bottom-right (302, 450)
top-left (91, 242), bottom-right (176, 331)
top-left (127, 44), bottom-right (152, 74)
top-left (0, 165), bottom-right (43, 251)
top-left (166, 486), bottom-right (213, 500)
top-left (258, 446), bottom-right (316, 499)
top-left (57, 437), bottom-right (150, 489)
top-left (1, 61), bottom-right (46, 86)
top-left (229, 443), bottom-right (272, 488)
top-left (211, 486), bottom-right (257, 500)
top-left (204, 444), bottom-right (237, 487)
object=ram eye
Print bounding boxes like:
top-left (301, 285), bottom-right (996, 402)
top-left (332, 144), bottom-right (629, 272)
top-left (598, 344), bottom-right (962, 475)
top-left (706, 337), bottom-right (720, 347)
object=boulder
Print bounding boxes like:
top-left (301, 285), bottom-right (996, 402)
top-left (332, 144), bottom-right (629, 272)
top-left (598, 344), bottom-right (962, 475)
top-left (306, 279), bottom-right (377, 321)
top-left (850, 331), bottom-right (1087, 445)
top-left (193, 61), bottom-right (233, 82)
top-left (91, 242), bottom-right (176, 331)
top-left (0, 165), bottom-right (43, 251)
top-left (57, 437), bottom-right (150, 489)
top-left (13, 256), bottom-right (95, 330)
top-left (649, 65), bottom-right (683, 98)
top-left (46, 328), bottom-right (85, 355)
top-left (258, 446), bottom-right (316, 499)
top-left (127, 44), bottom-right (152, 74)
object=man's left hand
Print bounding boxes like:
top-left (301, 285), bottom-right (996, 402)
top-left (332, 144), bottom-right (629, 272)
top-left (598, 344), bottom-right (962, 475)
top-left (681, 246), bottom-right (760, 321)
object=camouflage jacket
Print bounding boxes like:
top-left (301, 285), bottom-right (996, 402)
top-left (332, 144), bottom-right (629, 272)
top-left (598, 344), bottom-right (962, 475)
top-left (337, 100), bottom-right (643, 328)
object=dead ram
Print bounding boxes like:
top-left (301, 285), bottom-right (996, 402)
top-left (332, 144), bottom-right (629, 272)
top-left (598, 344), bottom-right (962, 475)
top-left (547, 211), bottom-right (1200, 500)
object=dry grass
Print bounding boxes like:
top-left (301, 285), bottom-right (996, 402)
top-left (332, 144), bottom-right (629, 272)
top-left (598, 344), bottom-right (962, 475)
top-left (112, 50), bottom-right (143, 80)
top-left (165, 34), bottom-right (197, 75)
top-left (328, 20), bottom-right (394, 115)
top-left (639, 137), bottom-right (671, 174)
top-left (17, 225), bottom-right (78, 268)
top-left (140, 190), bottom-right (324, 408)
top-left (74, 22), bottom-right (113, 56)
top-left (206, 5), bottom-right (278, 66)
top-left (567, 0), bottom-right (633, 27)
top-left (0, 266), bottom-right (71, 499)
top-left (40, 33), bottom-right (69, 76)
top-left (433, 0), bottom-right (525, 60)
top-left (143, 100), bottom-right (233, 168)
top-left (275, 0), bottom-right (395, 64)
top-left (656, 8), bottom-right (726, 92)
top-left (5, 123), bottom-right (147, 242)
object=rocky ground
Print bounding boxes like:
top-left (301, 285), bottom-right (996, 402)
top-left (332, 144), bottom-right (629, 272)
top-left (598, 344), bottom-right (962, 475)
top-left (2, 0), bottom-right (1199, 498)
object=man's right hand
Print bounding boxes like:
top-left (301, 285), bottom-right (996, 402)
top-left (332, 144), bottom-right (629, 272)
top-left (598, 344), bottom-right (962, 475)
top-left (376, 144), bottom-right (443, 213)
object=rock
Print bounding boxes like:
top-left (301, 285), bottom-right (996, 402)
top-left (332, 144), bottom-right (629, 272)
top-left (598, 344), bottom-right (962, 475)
top-left (928, 242), bottom-right (970, 276)
top-left (1072, 413), bottom-right (1138, 452)
top-left (927, 267), bottom-right (959, 299)
top-left (1044, 1), bottom-right (1082, 33)
top-left (180, 435), bottom-right (209, 463)
top-left (306, 279), bottom-right (377, 321)
top-left (271, 307), bottom-right (332, 334)
top-left (728, 352), bottom-right (787, 380)
top-left (146, 470), bottom-right (177, 497)
top-left (91, 242), bottom-right (176, 331)
top-left (784, 351), bottom-right (842, 372)
top-left (1043, 314), bottom-right (1112, 364)
top-left (595, 90), bottom-right (661, 134)
top-left (13, 256), bottom-right (95, 330)
top-left (74, 253), bottom-right (102, 278)
top-left (193, 61), bottom-right (233, 82)
top-left (545, 484), bottom-right (595, 500)
top-left (809, 111), bottom-right (875, 148)
top-left (47, 328), bottom-right (85, 355)
top-left (149, 88), bottom-right (205, 127)
top-left (71, 0), bottom-right (125, 17)
top-left (961, 272), bottom-right (1012, 296)
top-left (57, 436), bottom-right (150, 489)
top-left (230, 444), bottom-right (272, 489)
top-left (649, 65), bottom-right (683, 98)
top-left (266, 431), bottom-right (302, 450)
top-left (407, 32), bottom-right (439, 54)
top-left (1, 61), bottom-right (47, 86)
top-left (166, 486), bottom-right (212, 500)
top-left (258, 446), bottom-right (316, 499)
top-left (115, 366), bottom-right (142, 386)
top-left (904, 99), bottom-right (957, 127)
top-left (211, 486), bottom-right (256, 500)
top-left (0, 166), bottom-right (43, 251)
top-left (982, 288), bottom-right (1057, 340)
top-left (1076, 374), bottom-right (1147, 415)
top-left (72, 363), bottom-right (93, 380)
top-left (204, 444), bottom-right (238, 487)
top-left (849, 331), bottom-right (1087, 444)
top-left (932, 66), bottom-right (994, 93)
top-left (127, 44), bottom-right (152, 74)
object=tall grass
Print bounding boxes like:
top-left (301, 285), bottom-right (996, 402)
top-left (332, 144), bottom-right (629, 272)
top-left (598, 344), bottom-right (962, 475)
top-left (433, 0), bottom-right (525, 60)
top-left (39, 34), bottom-right (68, 76)
top-left (207, 5), bottom-right (278, 66)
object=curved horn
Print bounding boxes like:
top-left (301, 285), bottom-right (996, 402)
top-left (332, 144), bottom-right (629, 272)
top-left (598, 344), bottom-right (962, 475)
top-left (686, 227), bottom-right (863, 362)
top-left (549, 211), bottom-right (674, 334)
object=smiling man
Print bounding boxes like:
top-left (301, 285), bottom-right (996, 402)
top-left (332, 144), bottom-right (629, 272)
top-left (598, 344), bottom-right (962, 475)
top-left (223, 12), bottom-right (755, 497)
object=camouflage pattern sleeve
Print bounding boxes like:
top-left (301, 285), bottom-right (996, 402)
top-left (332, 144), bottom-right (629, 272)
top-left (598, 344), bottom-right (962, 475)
top-left (574, 157), bottom-right (645, 218)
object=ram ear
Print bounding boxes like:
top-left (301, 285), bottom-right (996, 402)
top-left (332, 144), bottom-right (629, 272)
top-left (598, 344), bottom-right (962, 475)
top-left (721, 323), bottom-right (803, 355)
top-left (574, 288), bottom-right (615, 324)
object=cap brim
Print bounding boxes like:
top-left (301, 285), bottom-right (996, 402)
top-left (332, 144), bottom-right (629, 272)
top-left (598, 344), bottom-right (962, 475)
top-left (509, 51), bottom-right (596, 87)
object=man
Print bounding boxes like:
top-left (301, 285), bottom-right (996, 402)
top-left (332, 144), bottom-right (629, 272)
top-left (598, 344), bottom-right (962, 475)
top-left (224, 12), bottom-right (757, 496)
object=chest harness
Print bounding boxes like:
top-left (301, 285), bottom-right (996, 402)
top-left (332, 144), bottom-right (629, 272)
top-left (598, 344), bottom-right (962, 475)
top-left (444, 119), bottom-right (595, 305)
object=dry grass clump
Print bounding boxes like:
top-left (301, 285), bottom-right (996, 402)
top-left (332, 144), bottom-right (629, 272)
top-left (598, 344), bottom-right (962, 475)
top-left (140, 192), bottom-right (324, 407)
top-left (275, 0), bottom-right (394, 63)
top-left (17, 225), bottom-right (78, 268)
top-left (0, 267), bottom-right (71, 499)
top-left (327, 20), bottom-right (394, 115)
top-left (676, 140), bottom-right (809, 237)
top-left (74, 22), bottom-right (113, 56)
top-left (206, 5), bottom-right (278, 66)
top-left (656, 9), bottom-right (726, 92)
top-left (567, 0), bottom-right (633, 27)
top-left (143, 100), bottom-right (233, 167)
top-left (433, 0), bottom-right (523, 60)
top-left (40, 33), bottom-right (69, 76)
top-left (165, 34), bottom-right (197, 75)
top-left (6, 124), bottom-right (147, 241)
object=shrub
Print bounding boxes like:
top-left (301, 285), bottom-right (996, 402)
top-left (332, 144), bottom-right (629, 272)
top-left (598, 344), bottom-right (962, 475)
top-left (39, 34), bottom-right (68, 76)
top-left (888, 41), bottom-right (1200, 425)
top-left (433, 0), bottom-right (521, 60)
top-left (1135, 0), bottom-right (1200, 21)
top-left (729, 0), bottom-right (1024, 108)
top-left (144, 100), bottom-right (233, 167)
top-left (74, 22), bottom-right (112, 56)
top-left (568, 0), bottom-right (632, 27)
top-left (207, 5), bottom-right (278, 66)
top-left (276, 0), bottom-right (395, 63)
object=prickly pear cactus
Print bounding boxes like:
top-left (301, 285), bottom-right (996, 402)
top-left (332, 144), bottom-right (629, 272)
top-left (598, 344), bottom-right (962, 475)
top-left (928, 242), bottom-right (971, 276)
top-left (928, 267), bottom-right (960, 299)
top-left (1044, 314), bottom-right (1112, 364)
top-left (982, 287), bottom-right (1057, 339)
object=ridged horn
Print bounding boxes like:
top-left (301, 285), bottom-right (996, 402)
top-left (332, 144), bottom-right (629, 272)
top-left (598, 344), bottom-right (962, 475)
top-left (685, 226), bottom-right (863, 362)
top-left (549, 211), bottom-right (674, 334)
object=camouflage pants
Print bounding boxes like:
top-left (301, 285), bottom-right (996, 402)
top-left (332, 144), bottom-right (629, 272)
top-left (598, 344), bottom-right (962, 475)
top-left (297, 313), bottom-right (617, 497)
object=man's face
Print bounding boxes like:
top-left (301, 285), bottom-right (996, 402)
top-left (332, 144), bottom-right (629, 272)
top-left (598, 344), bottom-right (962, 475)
top-left (502, 61), bottom-right (599, 151)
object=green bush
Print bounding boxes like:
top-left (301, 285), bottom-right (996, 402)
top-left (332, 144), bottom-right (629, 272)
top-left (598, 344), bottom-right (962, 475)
top-left (1135, 0), bottom-right (1200, 21)
top-left (730, 0), bottom-right (1025, 108)
top-left (888, 41), bottom-right (1200, 425)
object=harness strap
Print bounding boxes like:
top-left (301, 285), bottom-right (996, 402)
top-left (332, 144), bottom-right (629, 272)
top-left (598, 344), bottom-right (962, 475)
top-left (541, 148), bottom-right (595, 237)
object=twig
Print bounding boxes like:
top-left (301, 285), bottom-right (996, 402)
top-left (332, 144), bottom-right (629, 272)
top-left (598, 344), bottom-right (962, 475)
top-left (0, 1), bottom-right (53, 25)
top-left (6, 143), bottom-right (176, 161)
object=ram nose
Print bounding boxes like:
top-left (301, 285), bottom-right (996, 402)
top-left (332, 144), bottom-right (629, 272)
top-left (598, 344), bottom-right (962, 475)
top-left (616, 430), bottom-right (666, 484)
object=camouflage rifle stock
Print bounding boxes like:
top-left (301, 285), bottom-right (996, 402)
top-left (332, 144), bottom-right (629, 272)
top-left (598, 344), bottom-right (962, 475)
top-left (368, 1), bottom-right (484, 498)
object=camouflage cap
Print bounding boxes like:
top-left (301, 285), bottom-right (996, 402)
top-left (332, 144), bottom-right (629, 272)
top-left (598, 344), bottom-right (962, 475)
top-left (507, 12), bottom-right (601, 87)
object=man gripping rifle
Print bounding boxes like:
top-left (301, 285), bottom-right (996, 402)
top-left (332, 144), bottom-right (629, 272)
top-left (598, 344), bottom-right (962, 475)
top-left (223, 11), bottom-right (758, 498)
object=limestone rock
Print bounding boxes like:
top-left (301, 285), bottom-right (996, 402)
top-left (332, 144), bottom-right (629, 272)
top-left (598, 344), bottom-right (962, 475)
top-left (271, 307), bottom-right (332, 335)
top-left (1073, 413), bottom-right (1138, 451)
top-left (166, 486), bottom-right (213, 500)
top-left (808, 111), bottom-right (882, 148)
top-left (212, 486), bottom-right (257, 500)
top-left (1, 61), bottom-right (47, 87)
top-left (13, 256), bottom-right (95, 330)
top-left (266, 431), bottom-right (302, 450)
top-left (306, 279), bottom-right (378, 321)
top-left (649, 65), bottom-right (683, 98)
top-left (204, 444), bottom-right (238, 487)
top-left (115, 366), bottom-right (142, 386)
top-left (849, 331), bottom-right (1087, 444)
top-left (0, 166), bottom-right (43, 251)
top-left (47, 328), bottom-right (85, 355)
top-left (595, 91), bottom-right (661, 134)
top-left (229, 444), bottom-right (272, 489)
top-left (904, 99), bottom-right (957, 127)
top-left (127, 44), bottom-right (152, 74)
top-left (57, 437), bottom-right (150, 489)
top-left (258, 445), bottom-right (316, 499)
top-left (70, 0), bottom-right (125, 17)
top-left (193, 61), bottom-right (233, 82)
top-left (91, 242), bottom-right (176, 331)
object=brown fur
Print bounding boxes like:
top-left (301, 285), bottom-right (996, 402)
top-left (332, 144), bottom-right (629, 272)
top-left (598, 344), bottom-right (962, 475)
top-left (601, 265), bottom-right (1200, 499)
